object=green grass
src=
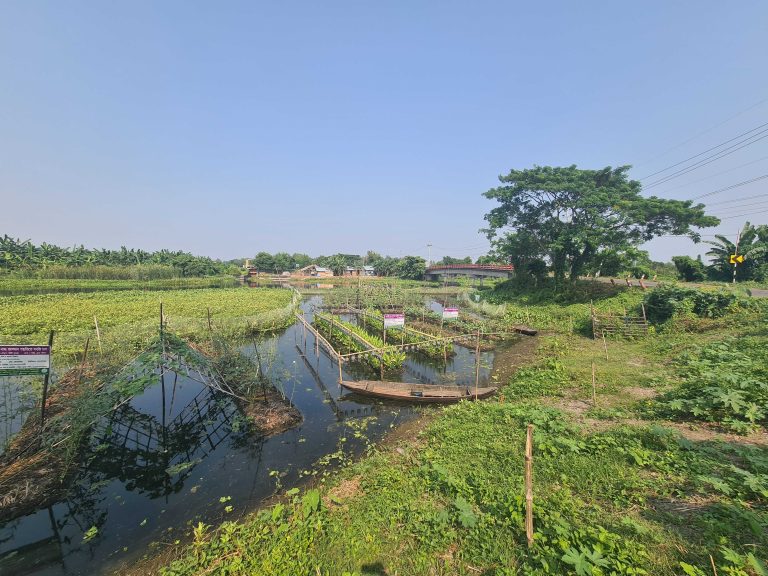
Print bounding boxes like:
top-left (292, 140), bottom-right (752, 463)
top-left (157, 287), bottom-right (768, 576)
top-left (162, 402), bottom-right (767, 576)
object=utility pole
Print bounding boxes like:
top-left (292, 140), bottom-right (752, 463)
top-left (427, 243), bottom-right (432, 267)
top-left (733, 226), bottom-right (742, 284)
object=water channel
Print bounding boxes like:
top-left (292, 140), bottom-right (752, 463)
top-left (0, 296), bottom-right (504, 575)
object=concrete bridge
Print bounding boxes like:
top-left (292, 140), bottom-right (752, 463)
top-left (424, 264), bottom-right (514, 282)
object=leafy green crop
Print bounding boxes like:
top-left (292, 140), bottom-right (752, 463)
top-left (652, 337), bottom-right (768, 432)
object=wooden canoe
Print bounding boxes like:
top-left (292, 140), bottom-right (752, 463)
top-left (340, 380), bottom-right (496, 403)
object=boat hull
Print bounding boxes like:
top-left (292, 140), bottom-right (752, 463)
top-left (340, 380), bottom-right (496, 403)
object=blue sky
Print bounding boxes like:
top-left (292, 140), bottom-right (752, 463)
top-left (1, 1), bottom-right (767, 263)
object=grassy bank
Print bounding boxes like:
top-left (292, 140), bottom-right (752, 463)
top-left (157, 286), bottom-right (767, 575)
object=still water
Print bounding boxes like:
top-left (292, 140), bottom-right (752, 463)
top-left (0, 297), bottom-right (499, 575)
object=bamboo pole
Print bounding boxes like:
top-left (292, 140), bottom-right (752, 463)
top-left (602, 332), bottom-right (608, 360)
top-left (77, 337), bottom-right (91, 385)
top-left (592, 361), bottom-right (597, 406)
top-left (93, 316), bottom-right (103, 354)
top-left (207, 307), bottom-right (212, 331)
top-left (40, 330), bottom-right (54, 431)
top-left (525, 424), bottom-right (534, 548)
top-left (337, 356), bottom-right (343, 384)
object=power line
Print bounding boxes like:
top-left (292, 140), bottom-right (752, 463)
top-left (639, 121), bottom-right (768, 181)
top-left (690, 173), bottom-right (768, 200)
top-left (706, 192), bottom-right (768, 206)
top-left (712, 200), bottom-right (768, 214)
top-left (634, 97), bottom-right (768, 168)
top-left (720, 208), bottom-right (768, 221)
top-left (643, 129), bottom-right (768, 189)
top-left (651, 155), bottom-right (768, 195)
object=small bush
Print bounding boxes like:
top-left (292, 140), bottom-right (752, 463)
top-left (643, 285), bottom-right (742, 324)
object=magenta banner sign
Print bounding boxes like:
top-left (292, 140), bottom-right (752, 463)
top-left (0, 345), bottom-right (51, 376)
top-left (442, 307), bottom-right (459, 320)
top-left (383, 313), bottom-right (405, 329)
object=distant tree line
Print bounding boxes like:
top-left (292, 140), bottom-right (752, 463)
top-left (672, 222), bottom-right (768, 282)
top-left (248, 251), bottom-right (428, 280)
top-left (0, 235), bottom-right (238, 277)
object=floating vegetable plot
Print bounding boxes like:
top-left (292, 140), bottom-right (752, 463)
top-left (312, 313), bottom-right (406, 370)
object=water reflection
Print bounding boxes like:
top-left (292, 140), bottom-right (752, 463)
top-left (0, 296), bottom-right (415, 576)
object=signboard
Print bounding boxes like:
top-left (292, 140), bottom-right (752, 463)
top-left (729, 254), bottom-right (745, 265)
top-left (0, 345), bottom-right (51, 376)
top-left (383, 313), bottom-right (405, 329)
top-left (442, 307), bottom-right (459, 320)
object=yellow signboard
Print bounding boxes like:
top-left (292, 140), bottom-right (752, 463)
top-left (729, 254), bottom-right (745, 265)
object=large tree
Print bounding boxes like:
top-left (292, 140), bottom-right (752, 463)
top-left (483, 165), bottom-right (719, 282)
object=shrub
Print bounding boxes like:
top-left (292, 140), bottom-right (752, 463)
top-left (643, 285), bottom-right (741, 324)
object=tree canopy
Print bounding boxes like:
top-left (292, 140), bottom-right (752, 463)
top-left (483, 165), bottom-right (719, 282)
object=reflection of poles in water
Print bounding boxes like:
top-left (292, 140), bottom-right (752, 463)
top-left (168, 371), bottom-right (178, 418)
top-left (296, 345), bottom-right (342, 420)
top-left (252, 341), bottom-right (268, 403)
top-left (474, 330), bottom-right (481, 400)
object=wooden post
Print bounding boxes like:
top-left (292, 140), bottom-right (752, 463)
top-left (525, 424), bottom-right (534, 548)
top-left (302, 312), bottom-right (307, 352)
top-left (641, 303), bottom-right (647, 324)
top-left (40, 331), bottom-right (54, 431)
top-left (207, 307), bottom-right (212, 331)
top-left (602, 332), bottom-right (608, 360)
top-left (93, 316), bottom-right (103, 354)
top-left (160, 301), bottom-right (164, 336)
top-left (77, 337), bottom-right (90, 384)
top-left (337, 355), bottom-right (343, 384)
top-left (592, 361), bottom-right (597, 406)
top-left (474, 329), bottom-right (481, 399)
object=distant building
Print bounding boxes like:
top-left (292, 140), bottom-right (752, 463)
top-left (294, 264), bottom-right (333, 278)
top-left (344, 266), bottom-right (377, 277)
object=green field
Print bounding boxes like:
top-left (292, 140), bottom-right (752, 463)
top-left (0, 287), bottom-right (295, 363)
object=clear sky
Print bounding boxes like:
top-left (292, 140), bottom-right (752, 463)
top-left (1, 1), bottom-right (767, 263)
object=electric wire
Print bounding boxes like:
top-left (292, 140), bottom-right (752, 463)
top-left (651, 155), bottom-right (768, 195)
top-left (690, 173), bottom-right (768, 200)
top-left (643, 130), bottom-right (768, 189)
top-left (634, 97), bottom-right (768, 168)
top-left (639, 121), bottom-right (768, 181)
top-left (706, 192), bottom-right (768, 206)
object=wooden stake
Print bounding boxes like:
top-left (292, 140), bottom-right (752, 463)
top-left (592, 361), bottom-right (597, 406)
top-left (474, 329), bottom-right (481, 399)
top-left (602, 332), bottom-right (608, 360)
top-left (40, 331), bottom-right (54, 431)
top-left (207, 307), bottom-right (212, 331)
top-left (77, 337), bottom-right (90, 384)
top-left (709, 554), bottom-right (718, 576)
top-left (337, 355), bottom-right (343, 384)
top-left (525, 424), bottom-right (534, 548)
top-left (93, 316), bottom-right (103, 354)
